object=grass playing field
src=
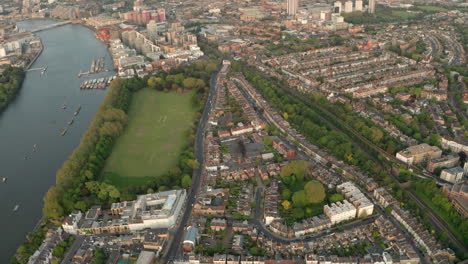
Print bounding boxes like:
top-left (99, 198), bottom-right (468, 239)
top-left (415, 5), bottom-right (448, 13)
top-left (103, 88), bottom-right (196, 188)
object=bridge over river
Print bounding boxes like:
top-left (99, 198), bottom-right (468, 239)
top-left (30, 21), bottom-right (71, 33)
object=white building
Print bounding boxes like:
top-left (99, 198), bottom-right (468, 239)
top-left (147, 20), bottom-right (158, 39)
top-left (136, 251), bottom-right (155, 264)
top-left (368, 0), bottom-right (375, 13)
top-left (440, 167), bottom-right (464, 184)
top-left (337, 182), bottom-right (374, 217)
top-left (320, 10), bottom-right (329, 21)
top-left (441, 137), bottom-right (468, 153)
top-left (62, 189), bottom-right (187, 235)
top-left (0, 46), bottom-right (6, 58)
top-left (355, 0), bottom-right (363, 11)
top-left (324, 200), bottom-right (356, 224)
top-left (333, 1), bottom-right (342, 13)
top-left (127, 190), bottom-right (186, 231)
top-left (287, 0), bottom-right (299, 15)
top-left (331, 13), bottom-right (344, 23)
top-left (62, 210), bottom-right (82, 235)
top-left (396, 143), bottom-right (442, 165)
top-left (344, 0), bottom-right (353, 13)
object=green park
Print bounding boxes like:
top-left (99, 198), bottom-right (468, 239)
top-left (103, 88), bottom-right (197, 188)
top-left (278, 160), bottom-right (335, 225)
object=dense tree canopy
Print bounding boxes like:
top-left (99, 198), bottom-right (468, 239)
top-left (304, 180), bottom-right (326, 204)
top-left (0, 66), bottom-right (25, 112)
top-left (280, 160), bottom-right (309, 182)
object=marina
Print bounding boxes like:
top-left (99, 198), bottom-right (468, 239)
top-left (80, 76), bottom-right (116, 89)
top-left (78, 56), bottom-right (109, 77)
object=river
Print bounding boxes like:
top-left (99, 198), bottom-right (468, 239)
top-left (0, 20), bottom-right (114, 262)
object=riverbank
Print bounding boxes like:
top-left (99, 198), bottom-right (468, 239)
top-left (25, 39), bottom-right (43, 70)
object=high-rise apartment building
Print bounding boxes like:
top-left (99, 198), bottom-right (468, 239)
top-left (369, 0), bottom-right (375, 13)
top-left (355, 0), bottom-right (363, 11)
top-left (147, 20), bottom-right (158, 39)
top-left (334, 1), bottom-right (342, 13)
top-left (287, 0), bottom-right (298, 15)
top-left (344, 0), bottom-right (353, 13)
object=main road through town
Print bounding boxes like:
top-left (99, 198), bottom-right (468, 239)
top-left (163, 71), bottom-right (219, 263)
top-left (0, 20), bottom-right (115, 262)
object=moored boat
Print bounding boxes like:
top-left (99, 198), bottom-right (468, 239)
top-left (74, 105), bottom-right (82, 116)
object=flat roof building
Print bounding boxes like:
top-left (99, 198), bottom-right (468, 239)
top-left (324, 200), bottom-right (356, 224)
top-left (136, 251), bottom-right (155, 264)
top-left (337, 182), bottom-right (374, 217)
top-left (183, 226), bottom-right (199, 252)
top-left (62, 189), bottom-right (186, 235)
top-left (440, 167), bottom-right (464, 184)
top-left (396, 143), bottom-right (442, 165)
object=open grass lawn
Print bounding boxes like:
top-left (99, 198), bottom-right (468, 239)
top-left (103, 88), bottom-right (196, 188)
top-left (415, 5), bottom-right (448, 13)
top-left (391, 10), bottom-right (418, 19)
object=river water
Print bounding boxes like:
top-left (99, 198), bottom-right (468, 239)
top-left (0, 20), bottom-right (114, 261)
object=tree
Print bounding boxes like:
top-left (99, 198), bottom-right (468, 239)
top-left (83, 170), bottom-right (94, 181)
top-left (99, 122), bottom-right (123, 137)
top-left (91, 248), bottom-right (107, 264)
top-left (108, 186), bottom-right (120, 199)
top-left (52, 244), bottom-right (65, 258)
top-left (282, 200), bottom-right (292, 210)
top-left (282, 188), bottom-right (292, 200)
top-left (280, 160), bottom-right (309, 182)
top-left (205, 62), bottom-right (218, 73)
top-left (292, 190), bottom-right (307, 207)
top-left (292, 207), bottom-right (305, 219)
top-left (330, 193), bottom-right (344, 203)
top-left (169, 167), bottom-right (182, 177)
top-left (283, 112), bottom-right (289, 120)
top-left (304, 180), bottom-right (326, 204)
top-left (101, 108), bottom-right (127, 124)
top-left (148, 77), bottom-right (163, 90)
top-left (182, 174), bottom-right (192, 189)
top-left (186, 159), bottom-right (200, 169)
top-left (74, 201), bottom-right (87, 211)
top-left (425, 134), bottom-right (441, 147)
top-left (183, 77), bottom-right (198, 89)
top-left (440, 230), bottom-right (448, 241)
top-left (369, 127), bottom-right (384, 143)
top-left (43, 186), bottom-right (65, 218)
